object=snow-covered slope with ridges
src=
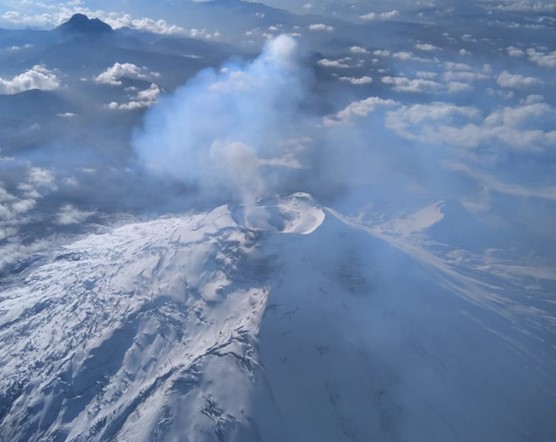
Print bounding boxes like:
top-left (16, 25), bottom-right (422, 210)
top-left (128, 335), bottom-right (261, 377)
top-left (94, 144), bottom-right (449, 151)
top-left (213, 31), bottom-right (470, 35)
top-left (0, 193), bottom-right (554, 441)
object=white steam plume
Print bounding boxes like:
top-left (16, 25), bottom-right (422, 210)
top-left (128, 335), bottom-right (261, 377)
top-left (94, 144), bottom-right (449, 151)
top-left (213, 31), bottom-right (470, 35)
top-left (133, 35), bottom-right (311, 208)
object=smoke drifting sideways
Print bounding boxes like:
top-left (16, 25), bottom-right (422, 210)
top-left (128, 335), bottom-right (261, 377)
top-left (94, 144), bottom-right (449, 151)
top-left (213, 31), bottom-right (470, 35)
top-left (132, 35), bottom-right (315, 211)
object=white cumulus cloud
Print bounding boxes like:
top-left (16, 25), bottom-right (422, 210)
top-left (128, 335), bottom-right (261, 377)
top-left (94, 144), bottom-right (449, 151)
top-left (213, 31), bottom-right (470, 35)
top-left (382, 76), bottom-right (443, 93)
top-left (360, 10), bottom-right (400, 21)
top-left (350, 46), bottom-right (369, 54)
top-left (442, 68), bottom-right (489, 82)
top-left (95, 62), bottom-right (160, 86)
top-left (386, 101), bottom-right (556, 150)
top-left (317, 59), bottom-right (351, 69)
top-left (526, 48), bottom-right (556, 68)
top-left (496, 71), bottom-right (542, 88)
top-left (338, 76), bottom-right (373, 85)
top-left (415, 43), bottom-right (440, 52)
top-left (102, 14), bottom-right (185, 35)
top-left (323, 97), bottom-right (397, 126)
top-left (308, 23), bottom-right (335, 32)
top-left (0, 65), bottom-right (60, 94)
top-left (107, 83), bottom-right (161, 110)
top-left (507, 46), bottom-right (525, 57)
top-left (27, 167), bottom-right (57, 191)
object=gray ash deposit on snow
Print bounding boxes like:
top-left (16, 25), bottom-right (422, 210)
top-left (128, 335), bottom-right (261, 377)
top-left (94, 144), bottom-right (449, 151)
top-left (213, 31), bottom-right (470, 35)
top-left (0, 193), bottom-right (553, 441)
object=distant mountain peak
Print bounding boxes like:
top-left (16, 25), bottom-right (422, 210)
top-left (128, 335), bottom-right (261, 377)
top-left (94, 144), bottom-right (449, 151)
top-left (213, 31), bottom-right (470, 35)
top-left (56, 13), bottom-right (113, 35)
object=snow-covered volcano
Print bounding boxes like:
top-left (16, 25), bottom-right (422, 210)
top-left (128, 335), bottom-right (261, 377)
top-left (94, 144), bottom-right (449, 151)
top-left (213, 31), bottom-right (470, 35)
top-left (0, 193), bottom-right (554, 441)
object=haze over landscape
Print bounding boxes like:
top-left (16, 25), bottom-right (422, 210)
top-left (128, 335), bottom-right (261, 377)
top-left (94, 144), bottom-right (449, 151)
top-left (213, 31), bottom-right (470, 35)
top-left (0, 1), bottom-right (555, 441)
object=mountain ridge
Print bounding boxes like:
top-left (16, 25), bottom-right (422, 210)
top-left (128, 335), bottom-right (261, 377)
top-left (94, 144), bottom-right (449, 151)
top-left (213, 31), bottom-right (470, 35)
top-left (55, 13), bottom-right (113, 36)
top-left (0, 194), bottom-right (552, 441)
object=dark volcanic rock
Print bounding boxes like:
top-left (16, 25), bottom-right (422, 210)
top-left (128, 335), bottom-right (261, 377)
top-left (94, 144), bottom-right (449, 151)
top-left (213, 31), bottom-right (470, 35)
top-left (56, 13), bottom-right (113, 36)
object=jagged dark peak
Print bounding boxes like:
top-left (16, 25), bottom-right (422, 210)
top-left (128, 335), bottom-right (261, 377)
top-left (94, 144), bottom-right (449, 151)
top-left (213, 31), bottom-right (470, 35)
top-left (56, 13), bottom-right (113, 35)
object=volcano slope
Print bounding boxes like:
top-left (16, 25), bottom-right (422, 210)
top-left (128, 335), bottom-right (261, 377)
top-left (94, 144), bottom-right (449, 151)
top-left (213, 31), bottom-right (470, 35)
top-left (0, 193), bottom-right (554, 441)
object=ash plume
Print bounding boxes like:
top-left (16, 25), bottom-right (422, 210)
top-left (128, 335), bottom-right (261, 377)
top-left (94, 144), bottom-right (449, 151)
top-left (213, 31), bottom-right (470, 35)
top-left (133, 35), bottom-right (313, 208)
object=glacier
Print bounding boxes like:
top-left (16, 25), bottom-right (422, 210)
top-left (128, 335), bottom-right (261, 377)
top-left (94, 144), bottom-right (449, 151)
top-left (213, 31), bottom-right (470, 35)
top-left (0, 193), bottom-right (554, 441)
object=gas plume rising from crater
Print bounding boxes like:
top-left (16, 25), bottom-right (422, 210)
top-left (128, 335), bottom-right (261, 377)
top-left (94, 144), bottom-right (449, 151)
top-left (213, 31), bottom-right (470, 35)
top-left (133, 35), bottom-right (313, 208)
